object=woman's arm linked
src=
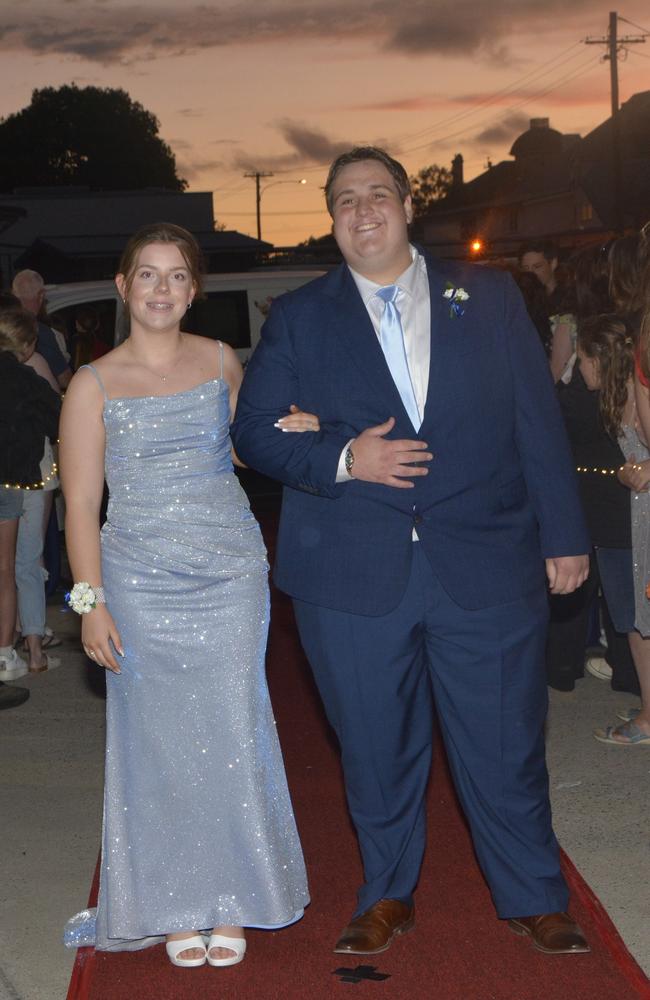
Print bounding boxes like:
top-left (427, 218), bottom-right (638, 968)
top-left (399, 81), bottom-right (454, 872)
top-left (59, 369), bottom-right (123, 672)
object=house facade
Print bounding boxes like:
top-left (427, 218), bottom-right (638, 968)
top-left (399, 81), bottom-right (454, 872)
top-left (415, 91), bottom-right (650, 260)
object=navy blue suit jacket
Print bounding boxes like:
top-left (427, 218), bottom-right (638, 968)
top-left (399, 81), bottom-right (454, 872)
top-left (232, 253), bottom-right (589, 615)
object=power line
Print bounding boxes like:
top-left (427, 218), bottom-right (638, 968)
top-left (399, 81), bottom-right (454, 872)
top-left (216, 209), bottom-right (326, 217)
top-left (212, 182), bottom-right (251, 203)
top-left (288, 42), bottom-right (584, 172)
top-left (625, 45), bottom-right (650, 59)
top-left (585, 10), bottom-right (646, 115)
top-left (267, 43), bottom-right (590, 179)
top-left (213, 21), bottom-right (635, 204)
top-left (618, 14), bottom-right (650, 35)
top-left (389, 42), bottom-right (586, 147)
top-left (400, 53), bottom-right (602, 155)
top-left (275, 46), bottom-right (600, 175)
top-left (401, 55), bottom-right (599, 153)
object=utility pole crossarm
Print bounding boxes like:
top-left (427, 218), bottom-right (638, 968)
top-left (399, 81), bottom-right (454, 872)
top-left (584, 9), bottom-right (646, 116)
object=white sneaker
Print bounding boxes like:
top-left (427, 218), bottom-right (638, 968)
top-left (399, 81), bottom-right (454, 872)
top-left (0, 647), bottom-right (29, 681)
top-left (585, 655), bottom-right (613, 681)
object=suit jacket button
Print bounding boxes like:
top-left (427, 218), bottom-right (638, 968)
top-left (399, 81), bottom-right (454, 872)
top-left (414, 515), bottom-right (423, 525)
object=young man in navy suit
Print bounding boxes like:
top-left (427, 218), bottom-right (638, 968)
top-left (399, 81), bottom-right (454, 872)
top-left (232, 147), bottom-right (590, 956)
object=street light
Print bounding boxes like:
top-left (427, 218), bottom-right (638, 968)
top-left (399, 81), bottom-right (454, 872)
top-left (244, 173), bottom-right (307, 241)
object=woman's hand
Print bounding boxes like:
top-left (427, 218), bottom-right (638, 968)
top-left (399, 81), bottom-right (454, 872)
top-left (81, 605), bottom-right (124, 673)
top-left (617, 456), bottom-right (650, 492)
top-left (274, 405), bottom-right (320, 433)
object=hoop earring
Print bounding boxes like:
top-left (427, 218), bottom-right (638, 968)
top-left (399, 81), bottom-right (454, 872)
top-left (186, 301), bottom-right (192, 311)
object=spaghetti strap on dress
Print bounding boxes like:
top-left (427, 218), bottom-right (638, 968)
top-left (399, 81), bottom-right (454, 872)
top-left (80, 363), bottom-right (109, 401)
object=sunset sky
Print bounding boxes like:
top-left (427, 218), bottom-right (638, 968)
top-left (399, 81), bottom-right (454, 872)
top-left (0, 1), bottom-right (648, 245)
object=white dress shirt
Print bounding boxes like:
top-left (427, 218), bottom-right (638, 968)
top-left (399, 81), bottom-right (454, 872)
top-left (336, 245), bottom-right (431, 482)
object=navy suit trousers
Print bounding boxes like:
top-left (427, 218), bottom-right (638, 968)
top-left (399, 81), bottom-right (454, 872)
top-left (293, 543), bottom-right (569, 919)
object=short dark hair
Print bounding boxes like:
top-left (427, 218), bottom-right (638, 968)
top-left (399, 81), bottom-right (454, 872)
top-left (324, 146), bottom-right (411, 215)
top-left (518, 240), bottom-right (559, 263)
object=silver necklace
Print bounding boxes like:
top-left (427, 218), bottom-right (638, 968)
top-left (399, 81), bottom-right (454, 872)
top-left (130, 335), bottom-right (184, 382)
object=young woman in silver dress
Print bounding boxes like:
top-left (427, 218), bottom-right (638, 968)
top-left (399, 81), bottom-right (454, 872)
top-left (61, 224), bottom-right (314, 967)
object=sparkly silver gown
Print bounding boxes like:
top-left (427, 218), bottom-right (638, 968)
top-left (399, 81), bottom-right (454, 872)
top-left (65, 358), bottom-right (309, 952)
top-left (620, 424), bottom-right (650, 637)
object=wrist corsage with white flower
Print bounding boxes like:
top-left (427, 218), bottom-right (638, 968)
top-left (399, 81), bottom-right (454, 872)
top-left (67, 582), bottom-right (106, 615)
top-left (443, 282), bottom-right (470, 318)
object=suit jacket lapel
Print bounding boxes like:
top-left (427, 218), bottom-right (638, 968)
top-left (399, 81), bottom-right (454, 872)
top-left (421, 253), bottom-right (461, 432)
top-left (323, 264), bottom-right (415, 426)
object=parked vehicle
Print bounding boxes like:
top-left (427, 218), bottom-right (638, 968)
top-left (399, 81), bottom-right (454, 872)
top-left (44, 271), bottom-right (324, 365)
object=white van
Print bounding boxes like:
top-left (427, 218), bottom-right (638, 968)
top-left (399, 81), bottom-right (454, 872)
top-left (44, 270), bottom-right (324, 365)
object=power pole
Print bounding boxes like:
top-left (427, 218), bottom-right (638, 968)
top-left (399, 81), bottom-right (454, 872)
top-left (244, 171), bottom-right (274, 241)
top-left (585, 11), bottom-right (646, 231)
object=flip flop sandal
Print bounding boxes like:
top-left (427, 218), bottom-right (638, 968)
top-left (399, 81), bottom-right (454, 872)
top-left (593, 720), bottom-right (650, 745)
top-left (42, 628), bottom-right (63, 649)
top-left (20, 627), bottom-right (62, 652)
top-left (28, 654), bottom-right (61, 674)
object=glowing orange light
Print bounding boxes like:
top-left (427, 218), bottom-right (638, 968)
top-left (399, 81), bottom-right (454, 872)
top-left (470, 239), bottom-right (483, 254)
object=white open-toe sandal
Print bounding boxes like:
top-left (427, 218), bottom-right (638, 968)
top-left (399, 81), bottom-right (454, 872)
top-left (206, 933), bottom-right (247, 967)
top-left (165, 934), bottom-right (208, 967)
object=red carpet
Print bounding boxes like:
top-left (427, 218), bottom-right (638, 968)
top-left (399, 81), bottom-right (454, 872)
top-left (68, 516), bottom-right (650, 1000)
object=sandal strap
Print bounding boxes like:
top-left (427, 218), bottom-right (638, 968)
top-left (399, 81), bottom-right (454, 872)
top-left (208, 934), bottom-right (246, 953)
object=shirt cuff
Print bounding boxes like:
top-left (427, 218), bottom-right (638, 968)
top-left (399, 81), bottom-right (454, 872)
top-left (335, 439), bottom-right (355, 483)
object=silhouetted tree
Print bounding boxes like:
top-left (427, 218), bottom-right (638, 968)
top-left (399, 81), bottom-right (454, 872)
top-left (0, 85), bottom-right (186, 191)
top-left (409, 164), bottom-right (452, 217)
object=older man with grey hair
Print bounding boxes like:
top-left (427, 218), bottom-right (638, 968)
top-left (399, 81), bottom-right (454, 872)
top-left (11, 269), bottom-right (71, 389)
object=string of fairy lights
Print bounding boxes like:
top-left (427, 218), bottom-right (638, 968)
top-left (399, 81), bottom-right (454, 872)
top-left (3, 462), bottom-right (59, 492)
top-left (4, 464), bottom-right (631, 490)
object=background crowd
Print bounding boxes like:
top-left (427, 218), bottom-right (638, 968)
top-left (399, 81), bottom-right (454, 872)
top-left (511, 230), bottom-right (650, 745)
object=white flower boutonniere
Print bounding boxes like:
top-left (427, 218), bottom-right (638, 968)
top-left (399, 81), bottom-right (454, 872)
top-left (443, 282), bottom-right (470, 318)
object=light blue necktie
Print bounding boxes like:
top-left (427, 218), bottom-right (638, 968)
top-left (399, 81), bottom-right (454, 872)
top-left (376, 285), bottom-right (421, 430)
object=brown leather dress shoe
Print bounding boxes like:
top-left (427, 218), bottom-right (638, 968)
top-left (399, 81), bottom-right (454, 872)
top-left (508, 912), bottom-right (590, 954)
top-left (334, 899), bottom-right (414, 955)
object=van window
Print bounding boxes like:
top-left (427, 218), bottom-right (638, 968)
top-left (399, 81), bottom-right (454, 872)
top-left (182, 290), bottom-right (251, 349)
top-left (48, 298), bottom-right (117, 368)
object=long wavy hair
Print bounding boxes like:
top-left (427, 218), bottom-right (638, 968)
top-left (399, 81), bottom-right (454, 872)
top-left (608, 234), bottom-right (644, 314)
top-left (577, 314), bottom-right (634, 438)
top-left (572, 244), bottom-right (612, 320)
